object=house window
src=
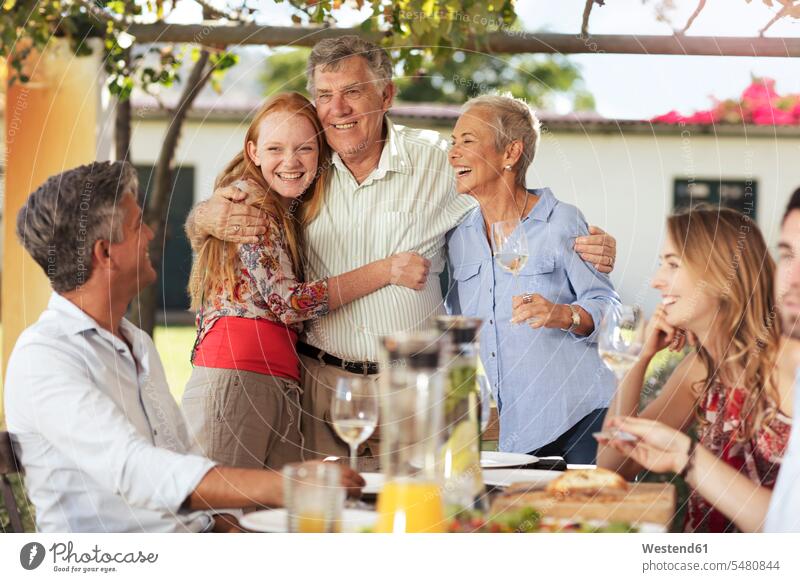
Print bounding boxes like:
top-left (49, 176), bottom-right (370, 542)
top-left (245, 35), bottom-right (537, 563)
top-left (673, 178), bottom-right (757, 220)
top-left (135, 165), bottom-right (195, 312)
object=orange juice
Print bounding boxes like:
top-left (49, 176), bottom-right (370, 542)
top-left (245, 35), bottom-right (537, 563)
top-left (296, 512), bottom-right (340, 533)
top-left (375, 480), bottom-right (445, 533)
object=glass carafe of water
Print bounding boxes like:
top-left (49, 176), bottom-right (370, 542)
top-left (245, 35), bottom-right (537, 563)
top-left (436, 315), bottom-right (485, 512)
top-left (375, 330), bottom-right (446, 533)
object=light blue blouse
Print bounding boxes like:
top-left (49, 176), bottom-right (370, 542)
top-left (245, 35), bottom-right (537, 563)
top-left (445, 188), bottom-right (620, 453)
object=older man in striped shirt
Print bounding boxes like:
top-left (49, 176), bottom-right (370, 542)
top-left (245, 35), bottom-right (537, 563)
top-left (186, 36), bottom-right (617, 461)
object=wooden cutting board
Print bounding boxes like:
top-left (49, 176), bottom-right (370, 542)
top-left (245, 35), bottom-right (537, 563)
top-left (491, 481), bottom-right (676, 528)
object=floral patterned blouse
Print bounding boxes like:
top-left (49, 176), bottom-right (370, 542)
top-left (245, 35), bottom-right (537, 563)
top-left (193, 213), bottom-right (330, 352)
top-left (685, 381), bottom-right (792, 533)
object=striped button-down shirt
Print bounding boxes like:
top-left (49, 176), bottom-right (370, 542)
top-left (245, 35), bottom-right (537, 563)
top-left (304, 118), bottom-right (477, 362)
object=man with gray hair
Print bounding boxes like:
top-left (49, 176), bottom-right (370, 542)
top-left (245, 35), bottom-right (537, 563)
top-left (186, 35), bottom-right (618, 461)
top-left (5, 161), bottom-right (362, 532)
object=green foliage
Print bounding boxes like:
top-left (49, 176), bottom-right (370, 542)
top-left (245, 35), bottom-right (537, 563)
top-left (395, 52), bottom-right (595, 110)
top-left (261, 46), bottom-right (595, 110)
top-left (260, 48), bottom-right (312, 96)
top-left (0, 474), bottom-right (35, 533)
top-left (275, 0), bottom-right (518, 75)
top-left (1, 1), bottom-right (236, 101)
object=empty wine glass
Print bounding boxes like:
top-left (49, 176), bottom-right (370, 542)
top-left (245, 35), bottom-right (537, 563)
top-left (490, 219), bottom-right (529, 277)
top-left (331, 377), bottom-right (379, 471)
top-left (596, 304), bottom-right (646, 441)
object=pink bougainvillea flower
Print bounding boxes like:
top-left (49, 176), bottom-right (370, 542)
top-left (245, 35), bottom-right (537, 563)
top-left (650, 110), bottom-right (685, 124)
top-left (683, 110), bottom-right (718, 124)
top-left (652, 78), bottom-right (800, 126)
top-left (741, 78), bottom-right (779, 105)
top-left (751, 104), bottom-right (796, 125)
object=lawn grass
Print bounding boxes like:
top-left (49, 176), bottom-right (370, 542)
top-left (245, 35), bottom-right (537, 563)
top-left (153, 325), bottom-right (196, 402)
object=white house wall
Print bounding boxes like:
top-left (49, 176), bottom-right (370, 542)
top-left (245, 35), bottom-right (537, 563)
top-left (131, 118), bottom-right (800, 314)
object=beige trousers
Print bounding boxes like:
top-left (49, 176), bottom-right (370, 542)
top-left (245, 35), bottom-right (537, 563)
top-left (299, 355), bottom-right (381, 465)
top-left (182, 367), bottom-right (304, 471)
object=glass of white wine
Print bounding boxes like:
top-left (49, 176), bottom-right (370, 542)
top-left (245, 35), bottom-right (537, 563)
top-left (331, 377), bottom-right (379, 471)
top-left (491, 219), bottom-right (529, 277)
top-left (595, 304), bottom-right (646, 441)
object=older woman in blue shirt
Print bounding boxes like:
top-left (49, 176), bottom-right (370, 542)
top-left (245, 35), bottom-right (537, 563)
top-left (445, 94), bottom-right (620, 463)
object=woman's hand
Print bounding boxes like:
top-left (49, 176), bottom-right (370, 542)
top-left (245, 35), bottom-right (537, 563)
top-left (598, 416), bottom-right (692, 474)
top-left (642, 305), bottom-right (696, 359)
top-left (387, 252), bottom-right (431, 290)
top-left (510, 293), bottom-right (571, 329)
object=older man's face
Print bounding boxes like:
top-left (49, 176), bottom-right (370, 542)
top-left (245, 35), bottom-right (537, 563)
top-left (313, 56), bottom-right (394, 161)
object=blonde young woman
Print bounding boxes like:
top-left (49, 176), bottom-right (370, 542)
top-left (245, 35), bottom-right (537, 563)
top-left (597, 206), bottom-right (794, 533)
top-left (182, 92), bottom-right (429, 470)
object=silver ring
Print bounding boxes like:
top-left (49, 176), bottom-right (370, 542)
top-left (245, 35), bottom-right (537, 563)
top-left (233, 225), bottom-right (241, 232)
top-left (522, 293), bottom-right (534, 304)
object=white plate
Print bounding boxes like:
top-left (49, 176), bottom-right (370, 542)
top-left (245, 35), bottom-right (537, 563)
top-left (539, 517), bottom-right (667, 533)
top-left (361, 472), bottom-right (385, 495)
top-left (481, 451), bottom-right (538, 468)
top-left (411, 451), bottom-right (539, 470)
top-left (240, 508), bottom-right (378, 533)
top-left (482, 468), bottom-right (560, 489)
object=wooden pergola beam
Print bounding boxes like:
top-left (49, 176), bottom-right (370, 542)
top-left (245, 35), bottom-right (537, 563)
top-left (126, 23), bottom-right (800, 57)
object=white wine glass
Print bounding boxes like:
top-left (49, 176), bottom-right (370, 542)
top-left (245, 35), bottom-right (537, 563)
top-left (491, 219), bottom-right (529, 277)
top-left (331, 378), bottom-right (379, 471)
top-left (595, 304), bottom-right (646, 441)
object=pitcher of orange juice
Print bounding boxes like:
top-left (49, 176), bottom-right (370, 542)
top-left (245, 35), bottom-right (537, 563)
top-left (376, 331), bottom-right (446, 533)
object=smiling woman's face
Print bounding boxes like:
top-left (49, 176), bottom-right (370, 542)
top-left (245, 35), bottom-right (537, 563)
top-left (650, 232), bottom-right (720, 331)
top-left (449, 106), bottom-right (506, 195)
top-left (246, 111), bottom-right (320, 200)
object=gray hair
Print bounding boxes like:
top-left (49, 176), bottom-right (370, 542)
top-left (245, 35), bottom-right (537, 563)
top-left (16, 161), bottom-right (136, 293)
top-left (462, 93), bottom-right (541, 188)
top-left (306, 35), bottom-right (393, 95)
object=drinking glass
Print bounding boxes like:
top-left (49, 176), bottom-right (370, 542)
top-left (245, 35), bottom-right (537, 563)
top-left (595, 304), bottom-right (646, 441)
top-left (477, 374), bottom-right (494, 434)
top-left (283, 462), bottom-right (344, 533)
top-left (490, 219), bottom-right (529, 277)
top-left (332, 377), bottom-right (379, 471)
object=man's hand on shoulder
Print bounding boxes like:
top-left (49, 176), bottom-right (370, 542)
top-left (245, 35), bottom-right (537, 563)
top-left (574, 226), bottom-right (617, 274)
top-left (190, 179), bottom-right (270, 245)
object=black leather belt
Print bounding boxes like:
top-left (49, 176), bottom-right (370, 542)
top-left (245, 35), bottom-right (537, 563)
top-left (297, 342), bottom-right (380, 376)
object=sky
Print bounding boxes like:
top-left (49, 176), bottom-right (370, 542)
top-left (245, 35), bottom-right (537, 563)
top-left (168, 0), bottom-right (800, 120)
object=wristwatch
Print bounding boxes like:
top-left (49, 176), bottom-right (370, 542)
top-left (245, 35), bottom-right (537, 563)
top-left (561, 304), bottom-right (581, 333)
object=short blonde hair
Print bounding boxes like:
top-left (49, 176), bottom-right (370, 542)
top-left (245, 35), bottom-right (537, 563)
top-left (462, 93), bottom-right (541, 187)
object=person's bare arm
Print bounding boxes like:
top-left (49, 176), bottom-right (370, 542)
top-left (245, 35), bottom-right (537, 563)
top-left (185, 182), bottom-right (269, 251)
top-left (186, 464), bottom-right (365, 511)
top-left (597, 307), bottom-right (703, 479)
top-left (574, 226), bottom-right (617, 273)
top-left (327, 252), bottom-right (430, 310)
top-left (606, 417), bottom-right (771, 532)
top-left (687, 445), bottom-right (772, 532)
top-left (598, 353), bottom-right (704, 480)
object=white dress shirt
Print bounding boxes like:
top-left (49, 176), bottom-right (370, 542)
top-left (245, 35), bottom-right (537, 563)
top-left (4, 293), bottom-right (216, 533)
top-left (764, 372), bottom-right (800, 532)
top-left (303, 118), bottom-right (478, 362)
